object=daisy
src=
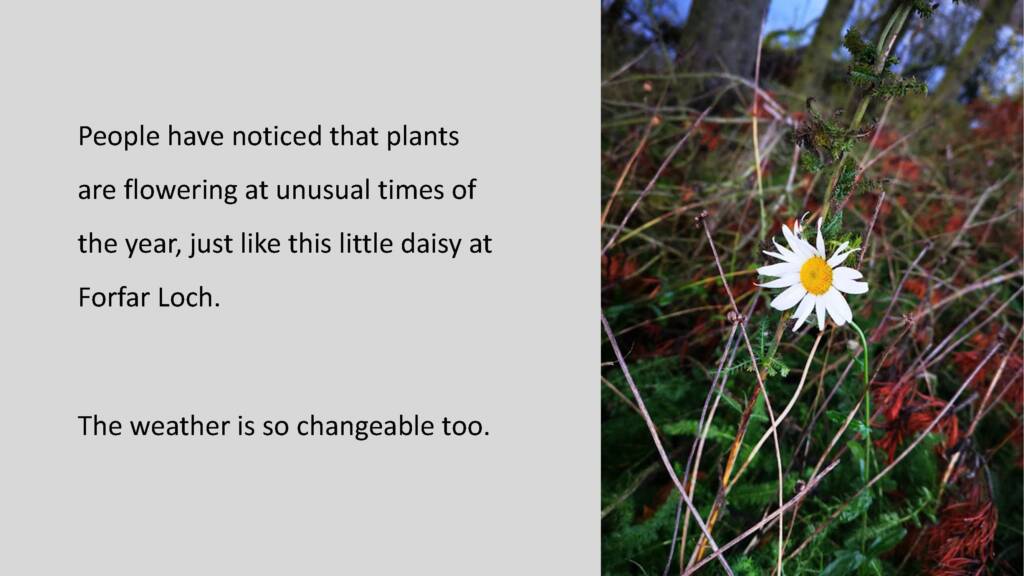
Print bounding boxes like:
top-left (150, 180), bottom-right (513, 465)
top-left (757, 218), bottom-right (868, 331)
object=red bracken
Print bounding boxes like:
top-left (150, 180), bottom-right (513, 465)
top-left (924, 483), bottom-right (998, 575)
top-left (873, 380), bottom-right (959, 463)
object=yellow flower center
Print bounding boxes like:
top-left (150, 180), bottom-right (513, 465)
top-left (800, 256), bottom-right (833, 295)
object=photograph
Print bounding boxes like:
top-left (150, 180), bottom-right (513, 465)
top-left (601, 0), bottom-right (1023, 573)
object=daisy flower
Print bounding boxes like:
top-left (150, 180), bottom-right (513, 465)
top-left (757, 219), bottom-right (868, 331)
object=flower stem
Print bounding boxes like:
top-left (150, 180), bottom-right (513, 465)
top-left (849, 319), bottom-right (873, 553)
top-left (849, 320), bottom-right (872, 479)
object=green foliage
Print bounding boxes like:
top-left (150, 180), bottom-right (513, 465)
top-left (822, 159), bottom-right (858, 237)
top-left (839, 491), bottom-right (873, 522)
top-left (842, 512), bottom-right (907, 554)
top-left (793, 99), bottom-right (858, 165)
top-left (729, 319), bottom-right (790, 378)
top-left (602, 1), bottom-right (1022, 573)
top-left (602, 492), bottom-right (682, 569)
top-left (842, 28), bottom-right (927, 101)
top-left (729, 476), bottom-right (799, 507)
top-left (732, 556), bottom-right (764, 576)
top-left (603, 356), bottom-right (700, 474)
top-left (800, 148), bottom-right (826, 174)
top-left (906, 0), bottom-right (941, 18)
top-left (815, 492), bottom-right (935, 575)
top-left (893, 433), bottom-right (942, 492)
top-left (663, 419), bottom-right (736, 444)
top-left (849, 63), bottom-right (928, 99)
top-left (842, 29), bottom-right (877, 68)
top-left (821, 549), bottom-right (881, 576)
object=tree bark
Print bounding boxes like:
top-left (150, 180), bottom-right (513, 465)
top-left (602, 0), bottom-right (628, 37)
top-left (933, 0), bottom-right (1017, 104)
top-left (792, 0), bottom-right (857, 98)
top-left (677, 0), bottom-right (772, 95)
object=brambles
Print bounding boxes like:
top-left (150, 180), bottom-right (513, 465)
top-left (845, 29), bottom-right (928, 100)
top-left (793, 98), bottom-right (865, 166)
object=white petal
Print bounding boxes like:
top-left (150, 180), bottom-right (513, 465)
top-left (792, 293), bottom-right (816, 331)
top-left (823, 288), bottom-right (852, 326)
top-left (758, 262), bottom-right (801, 277)
top-left (815, 297), bottom-right (826, 331)
top-left (796, 236), bottom-right (818, 258)
top-left (763, 250), bottom-right (797, 264)
top-left (773, 239), bottom-right (797, 260)
top-left (834, 278), bottom-right (869, 294)
top-left (758, 274), bottom-right (800, 289)
top-left (815, 219), bottom-right (826, 257)
top-left (832, 267), bottom-right (863, 281)
top-left (828, 248), bottom-right (859, 267)
top-left (770, 284), bottom-right (807, 311)
top-left (782, 224), bottom-right (812, 258)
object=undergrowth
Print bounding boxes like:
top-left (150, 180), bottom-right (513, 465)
top-left (601, 1), bottom-right (1023, 574)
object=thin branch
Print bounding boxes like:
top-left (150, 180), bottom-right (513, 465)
top-left (603, 106), bottom-right (712, 254)
top-left (601, 313), bottom-right (735, 576)
top-left (694, 214), bottom-right (785, 573)
top-left (675, 322), bottom-right (741, 570)
top-left (683, 460), bottom-right (842, 575)
top-left (870, 241), bottom-right (931, 342)
top-left (730, 331), bottom-right (825, 486)
top-left (858, 191), bottom-right (885, 269)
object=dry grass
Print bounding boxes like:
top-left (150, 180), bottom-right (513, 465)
top-left (600, 65), bottom-right (1023, 574)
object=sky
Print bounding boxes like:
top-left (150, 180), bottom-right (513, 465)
top-left (764, 0), bottom-right (830, 32)
top-left (672, 0), bottom-right (830, 36)
top-left (660, 0), bottom-right (1022, 95)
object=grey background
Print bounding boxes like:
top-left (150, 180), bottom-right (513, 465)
top-left (0, 2), bottom-right (598, 573)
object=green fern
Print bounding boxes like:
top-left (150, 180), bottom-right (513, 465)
top-left (663, 419), bottom-right (736, 444)
top-left (602, 492), bottom-right (681, 572)
top-left (729, 476), bottom-right (800, 508)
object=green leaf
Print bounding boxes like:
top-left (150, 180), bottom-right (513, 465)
top-left (846, 439), bottom-right (867, 480)
top-left (861, 557), bottom-right (884, 575)
top-left (662, 419), bottom-right (735, 444)
top-left (867, 525), bottom-right (907, 555)
top-left (840, 491), bottom-right (873, 522)
top-left (822, 549), bottom-right (866, 576)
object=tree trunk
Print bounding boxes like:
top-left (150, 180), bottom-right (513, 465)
top-left (933, 0), bottom-right (1017, 104)
top-left (677, 0), bottom-right (772, 97)
top-left (792, 0), bottom-right (857, 99)
top-left (602, 0), bottom-right (628, 37)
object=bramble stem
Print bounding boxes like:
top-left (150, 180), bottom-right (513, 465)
top-left (820, 3), bottom-right (912, 221)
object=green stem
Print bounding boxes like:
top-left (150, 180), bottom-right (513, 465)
top-left (849, 320), bottom-right (872, 477)
top-left (820, 3), bottom-right (912, 222)
top-left (849, 320), bottom-right (872, 553)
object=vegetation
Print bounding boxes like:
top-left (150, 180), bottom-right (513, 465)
top-left (601, 0), bottom-right (1023, 574)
